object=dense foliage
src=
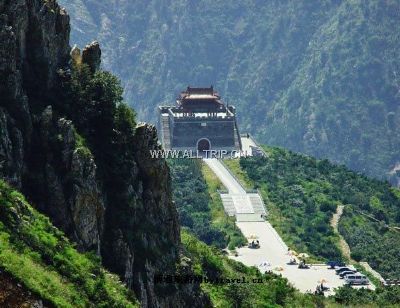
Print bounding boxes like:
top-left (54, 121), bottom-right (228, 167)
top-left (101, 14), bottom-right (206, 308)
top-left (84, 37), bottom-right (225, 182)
top-left (339, 207), bottom-right (400, 279)
top-left (169, 159), bottom-right (245, 249)
top-left (59, 63), bottom-right (136, 166)
top-left (240, 146), bottom-right (400, 278)
top-left (333, 285), bottom-right (400, 307)
top-left (62, 0), bottom-right (400, 179)
top-left (0, 180), bottom-right (137, 307)
top-left (169, 159), bottom-right (225, 247)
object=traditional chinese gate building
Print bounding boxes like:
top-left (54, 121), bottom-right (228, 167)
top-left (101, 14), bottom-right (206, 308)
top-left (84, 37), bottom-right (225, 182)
top-left (158, 86), bottom-right (241, 152)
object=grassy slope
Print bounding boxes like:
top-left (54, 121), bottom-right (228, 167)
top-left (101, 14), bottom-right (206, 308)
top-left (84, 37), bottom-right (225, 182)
top-left (227, 156), bottom-right (341, 262)
top-left (0, 180), bottom-right (137, 307)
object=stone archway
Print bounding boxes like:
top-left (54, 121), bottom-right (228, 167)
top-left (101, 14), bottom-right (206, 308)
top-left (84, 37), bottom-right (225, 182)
top-left (197, 138), bottom-right (211, 153)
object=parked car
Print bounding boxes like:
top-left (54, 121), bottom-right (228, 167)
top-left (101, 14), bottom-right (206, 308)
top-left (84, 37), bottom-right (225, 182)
top-left (345, 274), bottom-right (369, 285)
top-left (335, 267), bottom-right (354, 274)
top-left (327, 260), bottom-right (345, 269)
top-left (339, 270), bottom-right (357, 279)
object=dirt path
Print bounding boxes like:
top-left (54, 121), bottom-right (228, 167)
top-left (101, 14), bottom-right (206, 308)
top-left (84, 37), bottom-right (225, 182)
top-left (330, 205), bottom-right (354, 262)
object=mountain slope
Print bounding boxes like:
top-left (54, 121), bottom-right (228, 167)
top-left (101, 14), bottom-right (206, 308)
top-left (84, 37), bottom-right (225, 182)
top-left (60, 0), bottom-right (400, 179)
top-left (0, 0), bottom-right (208, 306)
top-left (0, 180), bottom-right (137, 307)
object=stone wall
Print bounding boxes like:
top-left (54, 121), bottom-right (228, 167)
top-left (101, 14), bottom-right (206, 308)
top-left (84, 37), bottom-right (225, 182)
top-left (172, 119), bottom-right (235, 149)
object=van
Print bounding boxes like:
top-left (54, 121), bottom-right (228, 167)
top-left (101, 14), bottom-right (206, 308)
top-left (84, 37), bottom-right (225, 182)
top-left (345, 274), bottom-right (369, 285)
top-left (339, 270), bottom-right (356, 278)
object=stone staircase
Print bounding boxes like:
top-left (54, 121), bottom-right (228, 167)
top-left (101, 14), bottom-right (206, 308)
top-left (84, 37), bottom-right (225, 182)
top-left (220, 194), bottom-right (236, 216)
top-left (160, 114), bottom-right (171, 149)
top-left (220, 191), bottom-right (267, 219)
top-left (207, 159), bottom-right (267, 221)
top-left (248, 193), bottom-right (266, 216)
top-left (232, 195), bottom-right (254, 214)
top-left (236, 213), bottom-right (264, 222)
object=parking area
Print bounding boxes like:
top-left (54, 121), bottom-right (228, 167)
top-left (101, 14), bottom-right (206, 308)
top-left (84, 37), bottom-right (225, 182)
top-left (230, 221), bottom-right (374, 295)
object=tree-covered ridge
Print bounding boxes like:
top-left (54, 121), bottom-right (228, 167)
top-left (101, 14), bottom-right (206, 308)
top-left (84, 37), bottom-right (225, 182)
top-left (169, 159), bottom-right (246, 250)
top-left (266, 0), bottom-right (400, 179)
top-left (239, 146), bottom-right (400, 278)
top-left (61, 0), bottom-right (400, 179)
top-left (0, 180), bottom-right (137, 307)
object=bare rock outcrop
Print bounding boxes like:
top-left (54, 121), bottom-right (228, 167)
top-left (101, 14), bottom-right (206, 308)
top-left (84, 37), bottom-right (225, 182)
top-left (82, 41), bottom-right (101, 72)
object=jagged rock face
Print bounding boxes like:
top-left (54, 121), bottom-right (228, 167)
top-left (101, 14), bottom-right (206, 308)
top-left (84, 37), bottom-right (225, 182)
top-left (101, 123), bottom-right (203, 307)
top-left (0, 0), bottom-right (103, 252)
top-left (82, 41), bottom-right (101, 72)
top-left (33, 106), bottom-right (104, 251)
top-left (0, 0), bottom-right (209, 306)
top-left (0, 108), bottom-right (24, 187)
top-left (0, 0), bottom-right (70, 187)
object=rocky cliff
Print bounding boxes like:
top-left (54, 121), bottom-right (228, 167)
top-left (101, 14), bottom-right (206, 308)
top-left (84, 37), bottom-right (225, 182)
top-left (0, 0), bottom-right (208, 306)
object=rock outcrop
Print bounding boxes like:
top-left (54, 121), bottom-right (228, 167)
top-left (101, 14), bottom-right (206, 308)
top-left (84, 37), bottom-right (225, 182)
top-left (82, 41), bottom-right (101, 72)
top-left (0, 0), bottom-right (209, 306)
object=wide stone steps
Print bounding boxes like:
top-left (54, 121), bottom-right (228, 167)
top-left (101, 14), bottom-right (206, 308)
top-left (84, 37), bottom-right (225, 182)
top-left (232, 195), bottom-right (254, 214)
top-left (236, 213), bottom-right (264, 222)
top-left (248, 193), bottom-right (266, 215)
top-left (220, 194), bottom-right (236, 216)
top-left (220, 192), bottom-right (267, 218)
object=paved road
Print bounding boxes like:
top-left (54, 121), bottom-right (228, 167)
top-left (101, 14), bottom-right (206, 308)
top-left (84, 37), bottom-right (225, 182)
top-left (204, 159), bottom-right (246, 194)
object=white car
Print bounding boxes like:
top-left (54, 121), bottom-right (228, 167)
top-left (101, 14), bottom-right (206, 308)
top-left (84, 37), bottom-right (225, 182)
top-left (345, 274), bottom-right (369, 285)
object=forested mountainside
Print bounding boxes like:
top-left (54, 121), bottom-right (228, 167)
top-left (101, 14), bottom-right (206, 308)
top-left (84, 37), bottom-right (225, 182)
top-left (60, 0), bottom-right (400, 180)
top-left (0, 0), bottom-right (208, 306)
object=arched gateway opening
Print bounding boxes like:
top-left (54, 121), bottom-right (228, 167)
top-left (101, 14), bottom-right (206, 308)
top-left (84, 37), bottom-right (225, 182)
top-left (197, 138), bottom-right (211, 154)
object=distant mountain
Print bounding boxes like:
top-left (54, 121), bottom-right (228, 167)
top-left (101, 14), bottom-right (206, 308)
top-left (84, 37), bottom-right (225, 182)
top-left (60, 0), bottom-right (400, 180)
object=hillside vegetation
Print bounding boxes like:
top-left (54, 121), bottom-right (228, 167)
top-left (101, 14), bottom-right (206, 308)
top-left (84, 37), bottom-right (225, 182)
top-left (61, 0), bottom-right (400, 180)
top-left (239, 146), bottom-right (400, 279)
top-left (169, 159), bottom-right (246, 250)
top-left (176, 178), bottom-right (400, 308)
top-left (0, 180), bottom-right (137, 307)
